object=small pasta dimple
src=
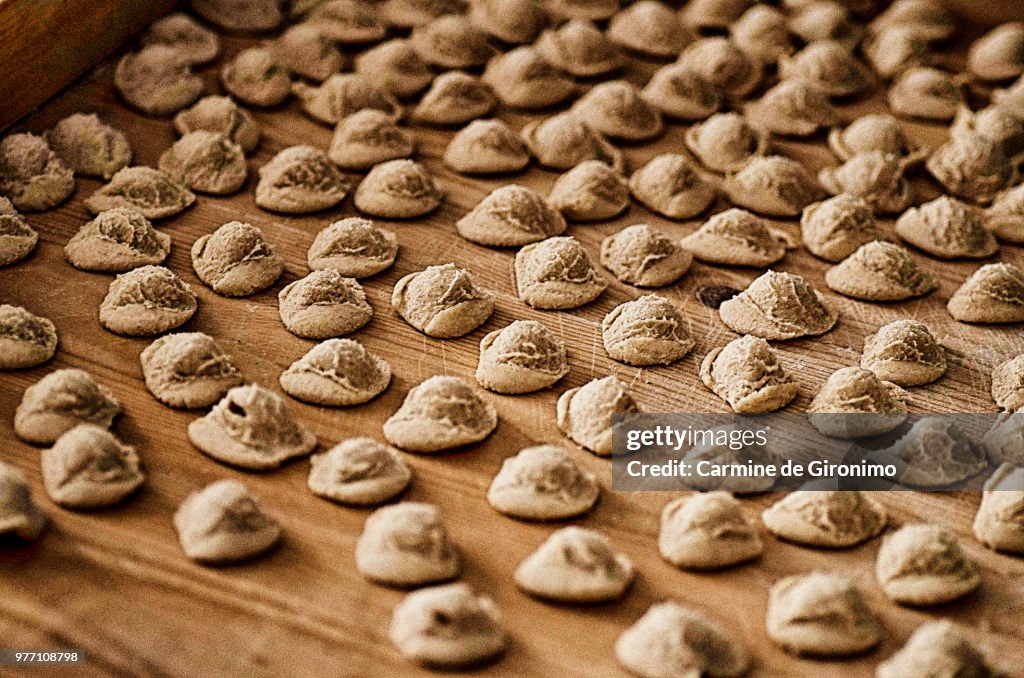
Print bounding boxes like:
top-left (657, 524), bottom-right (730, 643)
top-left (514, 236), bottom-right (606, 310)
top-left (173, 479), bottom-right (281, 564)
top-left (382, 376), bottom-right (497, 453)
top-left (392, 264), bottom-right (494, 338)
top-left (191, 221), bottom-right (283, 298)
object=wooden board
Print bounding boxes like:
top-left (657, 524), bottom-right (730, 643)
top-left (0, 0), bottom-right (177, 131)
top-left (2, 21), bottom-right (1024, 678)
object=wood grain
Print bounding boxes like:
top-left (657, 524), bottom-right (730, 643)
top-left (1, 20), bottom-right (1024, 678)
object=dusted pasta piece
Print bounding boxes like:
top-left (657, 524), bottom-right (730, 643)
top-left (617, 602), bottom-right (750, 678)
top-left (876, 524), bottom-right (980, 605)
top-left (700, 335), bottom-right (799, 414)
top-left (141, 12), bottom-right (220, 65)
top-left (389, 584), bottom-right (506, 669)
top-left (607, 1), bottom-right (691, 59)
top-left (861, 319), bottom-right (946, 386)
top-left (602, 295), bottom-right (694, 366)
top-left (392, 264), bottom-right (494, 338)
top-left (659, 492), bottom-right (763, 569)
top-left (745, 79), bottom-right (839, 137)
top-left (808, 367), bottom-right (908, 438)
top-left (0, 462), bottom-right (47, 542)
top-left (680, 0), bottom-right (752, 31)
top-left (383, 376), bottom-right (498, 452)
top-left (443, 120), bottom-right (530, 176)
top-left (888, 67), bottom-right (964, 121)
top-left (967, 22), bottom-right (1024, 82)
top-left (307, 438), bottom-right (411, 506)
top-left (520, 112), bottom-right (624, 172)
top-left (514, 236), bottom-right (606, 310)
top-left (190, 0), bottom-right (283, 31)
top-left (723, 155), bottom-right (822, 217)
top-left (926, 133), bottom-right (1016, 205)
top-left (719, 270), bottom-right (837, 340)
top-left (763, 491), bottom-right (886, 548)
top-left (868, 0), bottom-right (956, 42)
top-left (188, 384), bottom-right (317, 470)
top-left (173, 96), bottom-right (260, 154)
top-left (895, 196), bottom-right (998, 259)
top-left (877, 621), bottom-right (997, 678)
top-left (173, 479), bottom-right (280, 564)
top-left (354, 160), bottom-right (443, 219)
top-left (766, 572), bottom-right (881, 656)
top-left (486, 445), bottom-right (597, 520)
top-left (641, 63), bottom-right (721, 121)
top-left (684, 112), bottom-right (769, 173)
top-left (457, 184), bottom-right (566, 247)
top-left (863, 26), bottom-right (930, 80)
top-left (85, 166), bottom-right (195, 220)
top-left (307, 217), bottom-right (398, 278)
top-left (114, 46), bottom-right (204, 116)
top-left (974, 463), bottom-right (1024, 553)
top-left (191, 221), bottom-right (284, 297)
top-left (271, 24), bottom-right (344, 82)
top-left (470, 0), bottom-right (546, 44)
top-left (328, 110), bottom-right (415, 171)
top-left (800, 194), bottom-right (878, 262)
top-left (682, 434), bottom-right (778, 493)
top-left (140, 332), bottom-right (243, 409)
top-left (45, 113), bottom-right (132, 179)
top-left (0, 133), bottom-right (74, 212)
top-left (991, 354), bottom-right (1024, 412)
top-left (0, 198), bottom-right (37, 266)
top-left (982, 412), bottom-right (1024, 466)
top-left (65, 207), bottom-right (171, 272)
top-left (293, 73), bottom-right (402, 126)
top-left (158, 131), bottom-right (247, 195)
top-left (628, 154), bottom-right (715, 219)
top-left (720, 272), bottom-right (839, 342)
top-left (678, 37), bottom-right (761, 98)
top-left (548, 161), bottom-right (628, 222)
top-left (818, 152), bottom-right (913, 215)
top-left (410, 72), bottom-right (496, 126)
top-left (788, 1), bottom-right (861, 49)
top-left (0, 305), bottom-right (57, 370)
top-left (680, 208), bottom-right (785, 267)
top-left (41, 425), bottom-right (144, 509)
top-left (827, 113), bottom-right (923, 163)
top-left (281, 338), bottom-right (390, 406)
top-left (14, 369), bottom-right (121, 445)
top-left (572, 80), bottom-right (662, 141)
top-left (993, 74), bottom-right (1024, 119)
top-left (476, 320), bottom-right (569, 394)
top-left (779, 40), bottom-right (870, 98)
top-left (951, 106), bottom-right (1024, 159)
top-left (255, 145), bottom-right (350, 214)
top-left (535, 19), bottom-right (622, 78)
top-left (515, 527), bottom-right (634, 603)
top-left (411, 15), bottom-right (496, 69)
top-left (947, 262), bottom-right (1024, 323)
top-left (220, 47), bottom-right (291, 108)
top-left (483, 47), bottom-right (576, 110)
top-left (305, 0), bottom-right (387, 44)
top-left (825, 241), bottom-right (936, 301)
top-left (600, 224), bottom-right (692, 288)
top-left (730, 5), bottom-right (794, 64)
top-left (99, 265), bottom-right (198, 336)
top-left (556, 375), bottom-right (639, 456)
top-left (278, 271), bottom-right (372, 339)
top-left (355, 40), bottom-right (433, 99)
top-left (878, 417), bottom-right (987, 487)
